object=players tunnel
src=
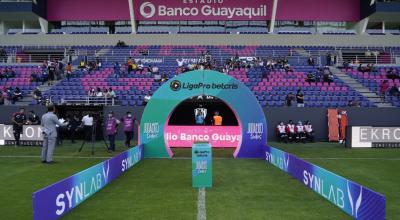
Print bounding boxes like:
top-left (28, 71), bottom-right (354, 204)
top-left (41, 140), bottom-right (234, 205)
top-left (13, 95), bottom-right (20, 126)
top-left (140, 70), bottom-right (267, 159)
top-left (165, 95), bottom-right (242, 153)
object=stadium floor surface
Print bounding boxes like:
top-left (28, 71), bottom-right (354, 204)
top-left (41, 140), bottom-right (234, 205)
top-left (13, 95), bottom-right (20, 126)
top-left (0, 141), bottom-right (399, 219)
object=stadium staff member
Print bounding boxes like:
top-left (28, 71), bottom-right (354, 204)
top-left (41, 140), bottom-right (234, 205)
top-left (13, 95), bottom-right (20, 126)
top-left (12, 107), bottom-right (27, 146)
top-left (121, 112), bottom-right (139, 148)
top-left (41, 105), bottom-right (68, 164)
top-left (105, 111), bottom-right (120, 152)
top-left (338, 110), bottom-right (348, 144)
top-left (81, 113), bottom-right (94, 143)
top-left (212, 111), bottom-right (222, 126)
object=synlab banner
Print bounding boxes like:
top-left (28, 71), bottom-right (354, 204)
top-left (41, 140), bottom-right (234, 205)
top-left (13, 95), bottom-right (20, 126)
top-left (264, 146), bottom-right (385, 219)
top-left (135, 0), bottom-right (272, 21)
top-left (0, 124), bottom-right (43, 145)
top-left (32, 145), bottom-right (143, 220)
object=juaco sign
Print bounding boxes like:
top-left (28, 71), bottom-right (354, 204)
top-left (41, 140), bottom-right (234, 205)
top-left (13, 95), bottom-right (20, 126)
top-left (135, 0), bottom-right (271, 21)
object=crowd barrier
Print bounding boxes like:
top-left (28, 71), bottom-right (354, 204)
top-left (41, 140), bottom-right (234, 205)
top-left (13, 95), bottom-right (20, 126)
top-left (32, 145), bottom-right (143, 220)
top-left (264, 145), bottom-right (385, 219)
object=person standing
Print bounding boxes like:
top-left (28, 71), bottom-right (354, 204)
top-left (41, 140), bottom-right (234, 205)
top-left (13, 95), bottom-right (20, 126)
top-left (65, 62), bottom-right (72, 81)
top-left (68, 114), bottom-right (80, 143)
top-left (212, 111), bottom-right (222, 126)
top-left (338, 110), bottom-right (348, 144)
top-left (12, 108), bottom-right (27, 146)
top-left (41, 105), bottom-right (67, 164)
top-left (121, 112), bottom-right (139, 148)
top-left (47, 62), bottom-right (56, 86)
top-left (80, 113), bottom-right (94, 147)
top-left (105, 112), bottom-right (120, 152)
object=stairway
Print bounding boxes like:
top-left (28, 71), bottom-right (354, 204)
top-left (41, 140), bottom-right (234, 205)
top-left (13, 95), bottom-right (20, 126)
top-left (14, 78), bottom-right (63, 106)
top-left (294, 48), bottom-right (310, 57)
top-left (329, 67), bottom-right (394, 107)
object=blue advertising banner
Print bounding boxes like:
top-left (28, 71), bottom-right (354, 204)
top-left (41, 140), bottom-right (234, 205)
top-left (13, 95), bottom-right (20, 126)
top-left (264, 146), bottom-right (386, 219)
top-left (32, 145), bottom-right (144, 220)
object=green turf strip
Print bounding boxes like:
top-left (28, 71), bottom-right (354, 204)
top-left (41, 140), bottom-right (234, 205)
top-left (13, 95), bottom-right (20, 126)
top-left (0, 142), bottom-right (399, 219)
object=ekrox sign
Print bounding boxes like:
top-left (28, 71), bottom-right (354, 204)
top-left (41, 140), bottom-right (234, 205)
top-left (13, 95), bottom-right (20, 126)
top-left (135, 0), bottom-right (270, 21)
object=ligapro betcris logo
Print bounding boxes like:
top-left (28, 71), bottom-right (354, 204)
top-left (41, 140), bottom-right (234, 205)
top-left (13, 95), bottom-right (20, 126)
top-left (140, 2), bottom-right (156, 18)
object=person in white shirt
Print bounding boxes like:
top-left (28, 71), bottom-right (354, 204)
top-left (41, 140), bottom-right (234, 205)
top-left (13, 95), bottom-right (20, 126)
top-left (295, 121), bottom-right (306, 143)
top-left (144, 93), bottom-right (151, 105)
top-left (96, 88), bottom-right (103, 97)
top-left (304, 120), bottom-right (314, 142)
top-left (286, 120), bottom-right (296, 142)
top-left (151, 66), bottom-right (159, 74)
top-left (80, 114), bottom-right (94, 147)
top-left (176, 58), bottom-right (184, 67)
top-left (276, 121), bottom-right (287, 143)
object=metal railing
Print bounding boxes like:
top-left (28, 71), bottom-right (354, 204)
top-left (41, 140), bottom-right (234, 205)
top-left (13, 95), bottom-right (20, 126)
top-left (56, 96), bottom-right (116, 106)
top-left (1, 48), bottom-right (399, 66)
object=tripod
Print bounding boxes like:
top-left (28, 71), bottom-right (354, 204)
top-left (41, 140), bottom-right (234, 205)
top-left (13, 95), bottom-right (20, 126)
top-left (78, 121), bottom-right (109, 155)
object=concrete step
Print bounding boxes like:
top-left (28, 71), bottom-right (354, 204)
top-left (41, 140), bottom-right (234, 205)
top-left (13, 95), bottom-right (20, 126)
top-left (376, 103), bottom-right (395, 107)
top-left (329, 66), bottom-right (395, 108)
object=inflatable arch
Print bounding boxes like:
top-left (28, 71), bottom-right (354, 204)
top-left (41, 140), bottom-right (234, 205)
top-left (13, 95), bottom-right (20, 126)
top-left (140, 70), bottom-right (267, 158)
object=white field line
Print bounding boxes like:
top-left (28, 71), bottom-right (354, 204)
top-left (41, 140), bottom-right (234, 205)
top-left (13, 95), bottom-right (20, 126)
top-left (0, 155), bottom-right (111, 159)
top-left (197, 188), bottom-right (206, 220)
top-left (1, 155), bottom-right (400, 161)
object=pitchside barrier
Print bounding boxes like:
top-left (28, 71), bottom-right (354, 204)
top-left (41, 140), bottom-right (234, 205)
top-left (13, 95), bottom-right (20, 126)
top-left (32, 145), bottom-right (143, 220)
top-left (264, 145), bottom-right (386, 219)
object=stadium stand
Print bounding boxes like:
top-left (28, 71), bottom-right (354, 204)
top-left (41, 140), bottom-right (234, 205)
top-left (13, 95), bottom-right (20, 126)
top-left (0, 45), bottom-right (361, 107)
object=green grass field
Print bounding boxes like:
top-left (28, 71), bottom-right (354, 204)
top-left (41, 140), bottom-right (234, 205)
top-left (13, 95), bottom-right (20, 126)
top-left (0, 141), bottom-right (399, 219)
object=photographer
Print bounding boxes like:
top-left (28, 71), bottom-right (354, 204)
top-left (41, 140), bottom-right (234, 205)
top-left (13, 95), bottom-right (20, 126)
top-left (12, 108), bottom-right (27, 146)
top-left (80, 113), bottom-right (94, 148)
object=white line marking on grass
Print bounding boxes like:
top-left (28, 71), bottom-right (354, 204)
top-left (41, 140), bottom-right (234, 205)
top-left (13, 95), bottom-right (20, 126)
top-left (197, 188), bottom-right (206, 220)
top-left (0, 155), bottom-right (111, 159)
top-left (303, 157), bottom-right (400, 161)
top-left (2, 155), bottom-right (400, 161)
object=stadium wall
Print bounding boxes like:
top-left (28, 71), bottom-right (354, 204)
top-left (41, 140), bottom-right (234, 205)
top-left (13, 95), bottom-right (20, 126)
top-left (0, 34), bottom-right (399, 47)
top-left (1, 106), bottom-right (399, 142)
